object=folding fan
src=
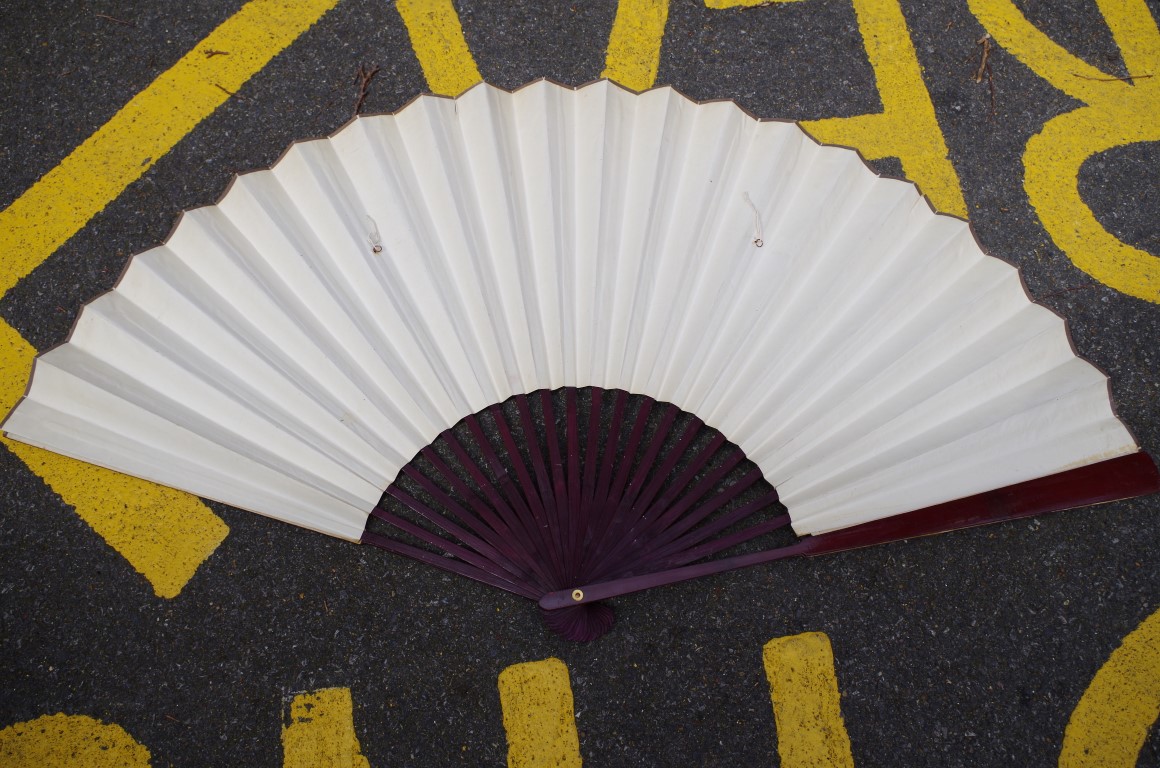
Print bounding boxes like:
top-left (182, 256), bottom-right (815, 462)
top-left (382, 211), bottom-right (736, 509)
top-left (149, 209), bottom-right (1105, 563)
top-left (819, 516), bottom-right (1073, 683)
top-left (6, 81), bottom-right (1158, 640)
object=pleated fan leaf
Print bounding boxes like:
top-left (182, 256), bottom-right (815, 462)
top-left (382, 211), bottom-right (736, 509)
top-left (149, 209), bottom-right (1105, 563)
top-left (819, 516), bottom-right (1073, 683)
top-left (4, 80), bottom-right (1157, 640)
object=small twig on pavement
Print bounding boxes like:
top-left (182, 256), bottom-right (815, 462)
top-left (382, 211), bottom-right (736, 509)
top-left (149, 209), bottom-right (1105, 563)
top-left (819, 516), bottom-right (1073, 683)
top-left (213, 83), bottom-right (247, 101)
top-left (94, 12), bottom-right (135, 27)
top-left (203, 49), bottom-right (230, 58)
top-left (974, 33), bottom-right (997, 118)
top-left (974, 33), bottom-right (992, 82)
top-left (1073, 72), bottom-right (1152, 83)
top-left (354, 64), bottom-right (381, 116)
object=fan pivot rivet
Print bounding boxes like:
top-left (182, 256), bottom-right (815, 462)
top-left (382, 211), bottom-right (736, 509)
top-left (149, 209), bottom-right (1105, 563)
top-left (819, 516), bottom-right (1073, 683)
top-left (571, 589), bottom-right (584, 602)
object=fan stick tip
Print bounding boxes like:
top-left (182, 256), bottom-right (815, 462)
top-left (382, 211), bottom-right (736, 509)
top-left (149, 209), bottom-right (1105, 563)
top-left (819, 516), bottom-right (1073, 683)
top-left (798, 452), bottom-right (1160, 557)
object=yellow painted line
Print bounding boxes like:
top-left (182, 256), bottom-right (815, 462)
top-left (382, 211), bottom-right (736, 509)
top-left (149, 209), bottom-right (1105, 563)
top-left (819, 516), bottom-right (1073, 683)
top-left (1059, 608), bottom-right (1160, 768)
top-left (800, 0), bottom-right (967, 217)
top-left (705, 0), bottom-right (805, 8)
top-left (0, 0), bottom-right (340, 297)
top-left (0, 0), bottom-right (342, 597)
top-left (1098, 0), bottom-right (1160, 80)
top-left (0, 714), bottom-right (152, 767)
top-left (0, 318), bottom-right (228, 598)
top-left (283, 688), bottom-right (371, 768)
top-left (764, 632), bottom-right (855, 768)
top-left (396, 0), bottom-right (483, 96)
top-left (971, 0), bottom-right (1160, 303)
top-left (498, 658), bottom-right (583, 768)
top-left (970, 0), bottom-right (1130, 105)
top-left (602, 0), bottom-right (672, 92)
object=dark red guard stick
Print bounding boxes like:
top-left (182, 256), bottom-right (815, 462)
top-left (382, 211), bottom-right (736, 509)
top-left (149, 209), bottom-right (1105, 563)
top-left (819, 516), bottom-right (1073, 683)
top-left (540, 452), bottom-right (1160, 610)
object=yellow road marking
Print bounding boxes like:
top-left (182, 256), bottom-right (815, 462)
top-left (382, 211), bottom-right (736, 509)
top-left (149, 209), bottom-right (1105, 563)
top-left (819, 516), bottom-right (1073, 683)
top-left (396, 0), bottom-right (483, 96)
top-left (764, 632), bottom-right (855, 768)
top-left (800, 0), bottom-right (967, 217)
top-left (498, 658), bottom-right (583, 768)
top-left (705, 0), bottom-right (805, 7)
top-left (0, 0), bottom-right (339, 297)
top-left (602, 0), bottom-right (672, 92)
top-left (0, 714), bottom-right (152, 767)
top-left (1059, 608), bottom-right (1160, 767)
top-left (283, 688), bottom-right (371, 768)
top-left (2, 322), bottom-right (227, 598)
top-left (971, 0), bottom-right (1160, 303)
top-left (0, 0), bottom-right (342, 597)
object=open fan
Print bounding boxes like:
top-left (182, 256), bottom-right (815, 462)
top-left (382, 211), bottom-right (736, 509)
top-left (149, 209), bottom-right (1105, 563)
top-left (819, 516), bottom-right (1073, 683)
top-left (5, 81), bottom-right (1157, 640)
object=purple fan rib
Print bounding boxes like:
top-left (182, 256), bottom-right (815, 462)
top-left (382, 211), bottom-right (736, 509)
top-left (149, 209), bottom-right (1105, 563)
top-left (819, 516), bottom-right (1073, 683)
top-left (362, 387), bottom-right (791, 641)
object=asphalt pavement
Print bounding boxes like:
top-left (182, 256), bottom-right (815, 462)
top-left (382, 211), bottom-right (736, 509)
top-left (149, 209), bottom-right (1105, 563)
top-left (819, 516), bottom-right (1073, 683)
top-left (2, 1), bottom-right (1159, 766)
